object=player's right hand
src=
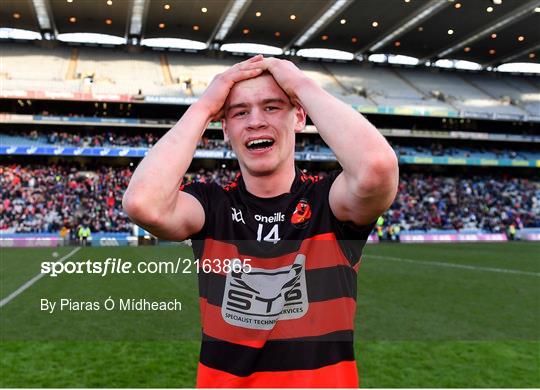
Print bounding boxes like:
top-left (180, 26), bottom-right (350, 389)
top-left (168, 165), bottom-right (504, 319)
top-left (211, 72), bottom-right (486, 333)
top-left (196, 55), bottom-right (265, 120)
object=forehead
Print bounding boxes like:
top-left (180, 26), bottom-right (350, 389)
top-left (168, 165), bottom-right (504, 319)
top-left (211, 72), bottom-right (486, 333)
top-left (225, 73), bottom-right (290, 106)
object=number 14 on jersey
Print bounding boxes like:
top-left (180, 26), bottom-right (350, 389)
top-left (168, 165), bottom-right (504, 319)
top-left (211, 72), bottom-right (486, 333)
top-left (256, 223), bottom-right (280, 244)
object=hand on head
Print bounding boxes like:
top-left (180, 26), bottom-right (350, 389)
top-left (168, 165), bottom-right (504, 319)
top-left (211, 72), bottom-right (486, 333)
top-left (198, 54), bottom-right (265, 120)
top-left (198, 55), bottom-right (306, 120)
top-left (254, 57), bottom-right (306, 105)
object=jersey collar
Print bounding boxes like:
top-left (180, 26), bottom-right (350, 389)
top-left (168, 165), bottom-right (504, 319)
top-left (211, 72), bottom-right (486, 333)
top-left (236, 166), bottom-right (304, 199)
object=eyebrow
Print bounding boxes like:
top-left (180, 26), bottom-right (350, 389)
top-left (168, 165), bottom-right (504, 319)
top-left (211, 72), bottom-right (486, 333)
top-left (226, 98), bottom-right (289, 114)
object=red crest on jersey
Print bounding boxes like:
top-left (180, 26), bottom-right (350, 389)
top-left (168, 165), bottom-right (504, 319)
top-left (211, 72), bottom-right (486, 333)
top-left (291, 199), bottom-right (312, 227)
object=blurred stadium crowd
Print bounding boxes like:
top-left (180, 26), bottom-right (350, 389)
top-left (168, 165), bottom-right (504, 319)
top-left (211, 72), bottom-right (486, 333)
top-left (2, 129), bottom-right (536, 160)
top-left (1, 164), bottom-right (132, 233)
top-left (6, 129), bottom-right (160, 148)
top-left (388, 173), bottom-right (539, 231)
top-left (1, 164), bottom-right (538, 234)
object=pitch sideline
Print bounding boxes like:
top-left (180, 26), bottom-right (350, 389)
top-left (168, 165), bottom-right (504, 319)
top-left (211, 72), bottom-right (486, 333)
top-left (0, 247), bottom-right (82, 308)
top-left (366, 254), bottom-right (540, 277)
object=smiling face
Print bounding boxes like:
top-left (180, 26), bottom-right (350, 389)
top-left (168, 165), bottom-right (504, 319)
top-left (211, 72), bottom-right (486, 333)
top-left (222, 73), bottom-right (306, 177)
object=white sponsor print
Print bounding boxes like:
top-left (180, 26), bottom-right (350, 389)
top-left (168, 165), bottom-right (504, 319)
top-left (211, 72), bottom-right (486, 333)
top-left (222, 254), bottom-right (308, 330)
top-left (254, 212), bottom-right (285, 223)
top-left (231, 207), bottom-right (245, 224)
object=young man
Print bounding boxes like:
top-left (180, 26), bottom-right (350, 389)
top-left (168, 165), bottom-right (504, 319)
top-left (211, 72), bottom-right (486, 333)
top-left (123, 55), bottom-right (398, 387)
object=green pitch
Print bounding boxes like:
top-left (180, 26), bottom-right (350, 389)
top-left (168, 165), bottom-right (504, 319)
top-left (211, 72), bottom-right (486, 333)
top-left (1, 243), bottom-right (539, 387)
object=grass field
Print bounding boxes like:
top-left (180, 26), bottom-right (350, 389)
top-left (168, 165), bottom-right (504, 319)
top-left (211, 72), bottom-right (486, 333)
top-left (1, 242), bottom-right (539, 387)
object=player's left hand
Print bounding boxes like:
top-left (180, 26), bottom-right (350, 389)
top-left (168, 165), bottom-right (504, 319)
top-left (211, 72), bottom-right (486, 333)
top-left (258, 57), bottom-right (310, 104)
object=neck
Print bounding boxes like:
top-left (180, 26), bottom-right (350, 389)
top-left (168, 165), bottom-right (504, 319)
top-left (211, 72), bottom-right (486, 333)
top-left (242, 164), bottom-right (296, 198)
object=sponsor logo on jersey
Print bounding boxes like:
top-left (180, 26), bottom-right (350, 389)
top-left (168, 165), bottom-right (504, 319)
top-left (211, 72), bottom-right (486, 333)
top-left (254, 212), bottom-right (285, 223)
top-left (231, 207), bottom-right (246, 224)
top-left (291, 199), bottom-right (312, 228)
top-left (222, 254), bottom-right (308, 330)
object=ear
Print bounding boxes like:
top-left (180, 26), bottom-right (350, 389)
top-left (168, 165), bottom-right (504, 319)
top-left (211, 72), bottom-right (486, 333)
top-left (293, 104), bottom-right (307, 133)
top-left (221, 118), bottom-right (229, 142)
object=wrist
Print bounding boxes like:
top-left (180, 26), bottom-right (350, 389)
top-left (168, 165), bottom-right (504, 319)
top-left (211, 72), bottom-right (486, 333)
top-left (190, 100), bottom-right (215, 122)
top-left (292, 76), bottom-right (319, 101)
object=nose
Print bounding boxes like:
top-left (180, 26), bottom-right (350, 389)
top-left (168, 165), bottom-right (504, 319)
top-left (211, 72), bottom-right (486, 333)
top-left (247, 107), bottom-right (267, 130)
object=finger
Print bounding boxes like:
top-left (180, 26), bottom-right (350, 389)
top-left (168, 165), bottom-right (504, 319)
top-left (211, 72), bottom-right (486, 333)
top-left (225, 61), bottom-right (264, 76)
top-left (237, 61), bottom-right (267, 71)
top-left (229, 68), bottom-right (264, 83)
top-left (246, 54), bottom-right (263, 63)
top-left (233, 55), bottom-right (262, 69)
top-left (253, 58), bottom-right (271, 71)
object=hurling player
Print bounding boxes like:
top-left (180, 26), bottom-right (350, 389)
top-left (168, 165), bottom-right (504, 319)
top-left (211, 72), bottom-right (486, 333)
top-left (123, 55), bottom-right (398, 387)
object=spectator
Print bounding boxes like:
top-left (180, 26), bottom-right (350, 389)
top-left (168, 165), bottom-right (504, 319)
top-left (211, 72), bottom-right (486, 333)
top-left (1, 164), bottom-right (538, 233)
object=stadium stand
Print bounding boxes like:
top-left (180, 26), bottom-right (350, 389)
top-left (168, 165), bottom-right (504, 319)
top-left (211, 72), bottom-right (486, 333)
top-left (2, 128), bottom-right (539, 162)
top-left (167, 52), bottom-right (237, 97)
top-left (295, 62), bottom-right (357, 103)
top-left (326, 64), bottom-right (425, 99)
top-left (76, 47), bottom-right (166, 95)
top-left (0, 129), bottom-right (159, 148)
top-left (0, 78), bottom-right (82, 93)
top-left (499, 76), bottom-right (540, 116)
top-left (388, 173), bottom-right (540, 232)
top-left (324, 63), bottom-right (454, 110)
top-left (0, 43), bottom-right (70, 81)
top-left (1, 163), bottom-right (538, 234)
top-left (395, 68), bottom-right (528, 116)
top-left (465, 73), bottom-right (540, 116)
top-left (0, 40), bottom-right (538, 239)
top-left (0, 164), bottom-right (133, 233)
top-left (0, 44), bottom-right (81, 93)
top-left (1, 42), bottom-right (538, 118)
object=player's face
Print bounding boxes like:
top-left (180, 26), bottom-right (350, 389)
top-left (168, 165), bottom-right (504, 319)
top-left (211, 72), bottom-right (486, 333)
top-left (222, 73), bottom-right (306, 176)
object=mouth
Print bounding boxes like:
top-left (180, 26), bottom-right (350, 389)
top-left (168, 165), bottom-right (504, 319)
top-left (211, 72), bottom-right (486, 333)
top-left (245, 137), bottom-right (275, 153)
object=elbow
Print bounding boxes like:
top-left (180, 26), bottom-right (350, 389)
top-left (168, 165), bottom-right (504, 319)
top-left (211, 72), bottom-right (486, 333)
top-left (379, 149), bottom-right (399, 190)
top-left (121, 189), bottom-right (136, 219)
top-left (355, 151), bottom-right (399, 200)
top-left (122, 190), bottom-right (162, 228)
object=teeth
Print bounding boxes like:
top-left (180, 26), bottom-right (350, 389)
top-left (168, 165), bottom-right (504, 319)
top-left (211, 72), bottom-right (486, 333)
top-left (247, 139), bottom-right (273, 147)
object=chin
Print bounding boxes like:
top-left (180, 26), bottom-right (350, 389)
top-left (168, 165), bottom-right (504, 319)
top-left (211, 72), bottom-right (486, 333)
top-left (243, 159), bottom-right (280, 177)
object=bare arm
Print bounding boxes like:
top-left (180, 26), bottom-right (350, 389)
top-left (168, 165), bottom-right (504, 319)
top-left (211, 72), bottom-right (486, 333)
top-left (122, 56), bottom-right (265, 240)
top-left (122, 103), bottom-right (209, 240)
top-left (261, 58), bottom-right (398, 226)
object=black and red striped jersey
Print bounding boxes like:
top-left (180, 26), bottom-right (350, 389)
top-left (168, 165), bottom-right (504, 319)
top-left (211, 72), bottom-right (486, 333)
top-left (182, 167), bottom-right (374, 388)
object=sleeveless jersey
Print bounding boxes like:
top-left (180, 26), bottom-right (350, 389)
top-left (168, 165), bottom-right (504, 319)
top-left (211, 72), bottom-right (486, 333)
top-left (181, 168), bottom-right (374, 388)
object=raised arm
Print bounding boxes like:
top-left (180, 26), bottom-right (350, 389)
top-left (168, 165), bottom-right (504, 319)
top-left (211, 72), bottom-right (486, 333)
top-left (261, 58), bottom-right (398, 226)
top-left (122, 56), bottom-right (265, 240)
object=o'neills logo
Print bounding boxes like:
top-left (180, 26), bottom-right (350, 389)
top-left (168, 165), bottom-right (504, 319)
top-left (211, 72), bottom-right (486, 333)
top-left (254, 212), bottom-right (285, 223)
top-left (221, 255), bottom-right (308, 330)
top-left (291, 199), bottom-right (312, 228)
